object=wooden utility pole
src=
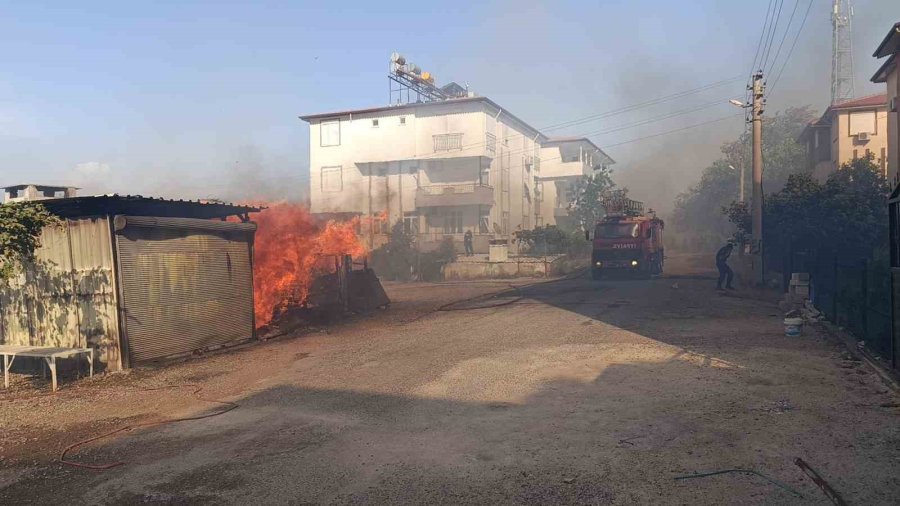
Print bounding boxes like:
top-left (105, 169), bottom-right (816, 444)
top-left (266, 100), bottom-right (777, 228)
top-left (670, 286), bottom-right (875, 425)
top-left (751, 71), bottom-right (765, 285)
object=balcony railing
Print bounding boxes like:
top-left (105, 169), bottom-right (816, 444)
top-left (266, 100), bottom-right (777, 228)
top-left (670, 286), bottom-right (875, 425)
top-left (433, 133), bottom-right (464, 152)
top-left (415, 183), bottom-right (495, 207)
top-left (485, 132), bottom-right (496, 155)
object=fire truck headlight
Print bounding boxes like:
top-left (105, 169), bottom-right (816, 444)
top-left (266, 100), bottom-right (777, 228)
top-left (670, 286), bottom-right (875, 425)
top-left (595, 261), bottom-right (603, 267)
top-left (631, 260), bottom-right (639, 267)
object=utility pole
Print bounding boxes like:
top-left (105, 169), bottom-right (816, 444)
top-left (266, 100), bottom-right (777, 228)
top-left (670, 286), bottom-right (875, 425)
top-left (751, 71), bottom-right (765, 286)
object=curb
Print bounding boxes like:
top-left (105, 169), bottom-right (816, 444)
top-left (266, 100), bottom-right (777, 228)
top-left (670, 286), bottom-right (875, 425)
top-left (814, 320), bottom-right (900, 394)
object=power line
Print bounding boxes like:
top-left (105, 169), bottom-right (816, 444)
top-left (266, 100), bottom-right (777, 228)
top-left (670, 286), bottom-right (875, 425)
top-left (407, 76), bottom-right (745, 162)
top-left (749, 0), bottom-right (776, 76)
top-left (765, 0), bottom-right (801, 76)
top-left (761, 0), bottom-right (786, 72)
top-left (566, 114), bottom-right (744, 155)
top-left (767, 0), bottom-right (814, 97)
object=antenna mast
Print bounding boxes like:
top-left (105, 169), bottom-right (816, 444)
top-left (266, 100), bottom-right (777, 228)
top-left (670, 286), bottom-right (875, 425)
top-left (831, 0), bottom-right (855, 104)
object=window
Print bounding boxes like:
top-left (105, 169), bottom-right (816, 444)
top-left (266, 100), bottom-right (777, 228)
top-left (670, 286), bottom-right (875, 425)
top-left (443, 210), bottom-right (463, 234)
top-left (403, 212), bottom-right (418, 234)
top-left (595, 223), bottom-right (639, 239)
top-left (399, 117), bottom-right (406, 126)
top-left (853, 149), bottom-right (858, 160)
top-left (320, 120), bottom-right (340, 147)
top-left (501, 211), bottom-right (510, 234)
top-left (321, 166), bottom-right (342, 192)
top-left (372, 119), bottom-right (379, 128)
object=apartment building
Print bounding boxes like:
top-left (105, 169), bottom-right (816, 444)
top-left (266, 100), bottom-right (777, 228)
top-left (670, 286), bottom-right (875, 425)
top-left (872, 22), bottom-right (899, 189)
top-left (798, 94), bottom-right (889, 181)
top-left (538, 138), bottom-right (614, 230)
top-left (300, 96), bottom-right (611, 252)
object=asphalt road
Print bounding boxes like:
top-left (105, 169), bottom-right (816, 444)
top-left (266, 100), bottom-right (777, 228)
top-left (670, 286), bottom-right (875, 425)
top-left (2, 256), bottom-right (899, 504)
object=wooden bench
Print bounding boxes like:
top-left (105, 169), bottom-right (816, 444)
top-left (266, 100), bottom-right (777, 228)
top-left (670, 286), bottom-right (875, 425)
top-left (1, 346), bottom-right (94, 392)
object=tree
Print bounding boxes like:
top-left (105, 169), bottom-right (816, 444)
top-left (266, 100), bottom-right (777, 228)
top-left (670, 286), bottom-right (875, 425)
top-left (725, 153), bottom-right (888, 264)
top-left (0, 202), bottom-right (60, 281)
top-left (570, 167), bottom-right (616, 230)
top-left (673, 106), bottom-right (816, 250)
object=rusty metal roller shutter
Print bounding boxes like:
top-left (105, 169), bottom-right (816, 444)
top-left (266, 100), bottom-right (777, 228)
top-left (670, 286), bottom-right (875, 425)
top-left (114, 216), bottom-right (256, 363)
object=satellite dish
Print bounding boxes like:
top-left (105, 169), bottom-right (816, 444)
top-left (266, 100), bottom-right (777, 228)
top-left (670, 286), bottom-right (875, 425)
top-left (390, 52), bottom-right (405, 65)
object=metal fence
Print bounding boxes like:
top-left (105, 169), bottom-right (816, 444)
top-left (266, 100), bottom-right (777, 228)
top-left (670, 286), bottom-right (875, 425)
top-left (810, 254), bottom-right (895, 365)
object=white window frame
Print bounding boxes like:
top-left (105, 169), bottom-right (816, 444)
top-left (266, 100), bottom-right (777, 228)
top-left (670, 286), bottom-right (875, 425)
top-left (320, 120), bottom-right (340, 147)
top-left (320, 166), bottom-right (343, 193)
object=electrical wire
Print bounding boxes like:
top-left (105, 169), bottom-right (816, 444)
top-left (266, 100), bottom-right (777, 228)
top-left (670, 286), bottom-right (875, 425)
top-left (765, 0), bottom-right (801, 77)
top-left (761, 0), bottom-right (786, 72)
top-left (405, 76), bottom-right (746, 161)
top-left (767, 0), bottom-right (814, 98)
top-left (749, 0), bottom-right (777, 77)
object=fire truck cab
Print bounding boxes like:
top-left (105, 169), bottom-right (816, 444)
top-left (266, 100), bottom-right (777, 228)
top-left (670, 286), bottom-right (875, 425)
top-left (586, 196), bottom-right (664, 279)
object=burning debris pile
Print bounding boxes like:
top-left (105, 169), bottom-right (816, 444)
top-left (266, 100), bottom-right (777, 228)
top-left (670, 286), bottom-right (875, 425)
top-left (250, 203), bottom-right (379, 331)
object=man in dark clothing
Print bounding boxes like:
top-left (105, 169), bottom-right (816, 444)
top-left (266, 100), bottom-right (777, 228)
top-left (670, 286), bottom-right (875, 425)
top-left (716, 243), bottom-right (735, 290)
top-left (463, 230), bottom-right (474, 256)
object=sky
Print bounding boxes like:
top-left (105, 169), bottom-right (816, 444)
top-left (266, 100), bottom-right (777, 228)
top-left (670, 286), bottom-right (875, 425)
top-left (1, 0), bottom-right (897, 212)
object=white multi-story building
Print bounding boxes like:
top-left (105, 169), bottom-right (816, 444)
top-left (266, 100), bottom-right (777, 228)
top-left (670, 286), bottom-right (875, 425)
top-left (300, 96), bottom-right (613, 252)
top-left (538, 137), bottom-right (614, 230)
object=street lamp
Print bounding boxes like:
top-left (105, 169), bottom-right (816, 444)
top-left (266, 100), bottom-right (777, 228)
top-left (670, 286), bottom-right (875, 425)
top-left (729, 99), bottom-right (749, 108)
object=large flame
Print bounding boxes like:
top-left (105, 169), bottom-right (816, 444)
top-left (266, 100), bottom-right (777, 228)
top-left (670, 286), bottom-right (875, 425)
top-left (249, 203), bottom-right (366, 327)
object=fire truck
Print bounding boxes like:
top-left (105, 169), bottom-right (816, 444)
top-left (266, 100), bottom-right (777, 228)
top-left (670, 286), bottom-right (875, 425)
top-left (586, 195), bottom-right (665, 279)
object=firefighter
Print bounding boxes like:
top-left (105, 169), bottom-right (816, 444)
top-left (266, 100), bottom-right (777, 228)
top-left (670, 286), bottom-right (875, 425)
top-left (716, 242), bottom-right (735, 291)
top-left (463, 229), bottom-right (474, 256)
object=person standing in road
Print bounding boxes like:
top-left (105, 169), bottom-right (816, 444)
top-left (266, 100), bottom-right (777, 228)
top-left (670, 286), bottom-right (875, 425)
top-left (463, 229), bottom-right (474, 256)
top-left (716, 242), bottom-right (735, 291)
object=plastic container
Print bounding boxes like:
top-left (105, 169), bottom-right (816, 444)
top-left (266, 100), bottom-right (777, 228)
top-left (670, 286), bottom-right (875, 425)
top-left (783, 317), bottom-right (804, 337)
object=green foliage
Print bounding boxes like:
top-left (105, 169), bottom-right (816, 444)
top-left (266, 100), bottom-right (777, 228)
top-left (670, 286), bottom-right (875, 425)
top-left (370, 221), bottom-right (415, 281)
top-left (725, 153), bottom-right (889, 262)
top-left (0, 202), bottom-right (60, 281)
top-left (514, 225), bottom-right (588, 256)
top-left (370, 222), bottom-right (456, 282)
top-left (673, 106), bottom-right (816, 250)
top-left (571, 167), bottom-right (616, 229)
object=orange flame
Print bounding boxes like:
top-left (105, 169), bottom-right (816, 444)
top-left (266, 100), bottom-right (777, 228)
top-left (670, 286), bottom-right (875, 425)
top-left (249, 203), bottom-right (366, 327)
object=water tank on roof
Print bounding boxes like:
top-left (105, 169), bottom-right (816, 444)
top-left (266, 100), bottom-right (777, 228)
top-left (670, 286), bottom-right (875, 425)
top-left (390, 52), bottom-right (405, 65)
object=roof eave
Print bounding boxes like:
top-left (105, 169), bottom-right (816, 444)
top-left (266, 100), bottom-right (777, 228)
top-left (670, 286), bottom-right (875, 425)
top-left (873, 22), bottom-right (900, 58)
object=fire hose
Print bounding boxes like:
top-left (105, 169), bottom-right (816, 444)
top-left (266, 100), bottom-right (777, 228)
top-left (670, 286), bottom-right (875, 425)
top-left (59, 384), bottom-right (237, 470)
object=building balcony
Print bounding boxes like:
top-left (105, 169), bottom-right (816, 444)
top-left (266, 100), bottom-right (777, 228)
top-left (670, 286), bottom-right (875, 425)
top-left (415, 183), bottom-right (495, 208)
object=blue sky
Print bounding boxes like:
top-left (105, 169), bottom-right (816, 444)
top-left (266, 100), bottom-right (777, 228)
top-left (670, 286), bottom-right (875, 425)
top-left (1, 0), bottom-right (897, 209)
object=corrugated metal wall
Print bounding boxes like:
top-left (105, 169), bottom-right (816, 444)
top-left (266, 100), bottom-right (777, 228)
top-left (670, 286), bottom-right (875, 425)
top-left (115, 216), bottom-right (256, 364)
top-left (0, 217), bottom-right (121, 368)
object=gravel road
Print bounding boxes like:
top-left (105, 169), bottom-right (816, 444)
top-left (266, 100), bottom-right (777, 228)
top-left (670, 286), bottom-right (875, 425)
top-left (1, 255), bottom-right (898, 505)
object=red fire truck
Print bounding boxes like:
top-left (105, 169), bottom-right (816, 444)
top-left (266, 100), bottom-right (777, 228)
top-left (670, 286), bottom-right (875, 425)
top-left (586, 195), bottom-right (665, 279)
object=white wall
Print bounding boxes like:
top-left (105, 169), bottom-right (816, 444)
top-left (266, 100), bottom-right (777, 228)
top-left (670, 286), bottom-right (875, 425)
top-left (305, 98), bottom-right (546, 241)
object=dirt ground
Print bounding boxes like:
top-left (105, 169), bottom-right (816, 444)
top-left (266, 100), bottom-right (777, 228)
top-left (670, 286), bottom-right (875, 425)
top-left (1, 254), bottom-right (898, 505)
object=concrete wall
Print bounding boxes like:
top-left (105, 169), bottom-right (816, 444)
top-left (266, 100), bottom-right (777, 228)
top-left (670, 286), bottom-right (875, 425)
top-left (0, 217), bottom-right (122, 370)
top-left (443, 255), bottom-right (584, 280)
top-left (888, 69), bottom-right (899, 188)
top-left (306, 99), bottom-right (548, 247)
top-left (831, 108), bottom-right (889, 174)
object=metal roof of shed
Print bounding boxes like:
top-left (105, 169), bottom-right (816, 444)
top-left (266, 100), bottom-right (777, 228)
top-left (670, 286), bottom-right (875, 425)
top-left (37, 194), bottom-right (263, 220)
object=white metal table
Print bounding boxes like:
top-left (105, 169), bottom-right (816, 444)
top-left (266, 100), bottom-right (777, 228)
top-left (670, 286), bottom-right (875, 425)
top-left (0, 346), bottom-right (94, 392)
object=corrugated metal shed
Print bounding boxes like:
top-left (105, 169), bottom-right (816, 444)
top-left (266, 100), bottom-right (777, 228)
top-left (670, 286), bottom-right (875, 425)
top-left (0, 217), bottom-right (121, 367)
top-left (0, 197), bottom-right (263, 370)
top-left (114, 216), bottom-right (256, 364)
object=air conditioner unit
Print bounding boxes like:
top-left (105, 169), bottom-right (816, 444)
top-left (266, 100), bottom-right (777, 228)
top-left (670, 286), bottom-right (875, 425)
top-left (857, 132), bottom-right (870, 142)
